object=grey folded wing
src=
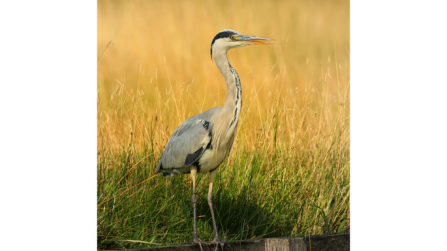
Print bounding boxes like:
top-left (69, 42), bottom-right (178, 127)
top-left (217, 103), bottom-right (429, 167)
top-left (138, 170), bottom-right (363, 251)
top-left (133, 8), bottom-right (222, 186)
top-left (155, 116), bottom-right (213, 175)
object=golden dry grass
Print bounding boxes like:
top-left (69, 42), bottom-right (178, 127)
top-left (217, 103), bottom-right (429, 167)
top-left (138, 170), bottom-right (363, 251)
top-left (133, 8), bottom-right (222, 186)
top-left (97, 0), bottom-right (349, 154)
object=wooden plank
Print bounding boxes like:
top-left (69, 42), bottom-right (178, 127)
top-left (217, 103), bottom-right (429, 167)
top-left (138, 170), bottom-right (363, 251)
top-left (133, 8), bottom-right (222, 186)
top-left (302, 234), bottom-right (350, 251)
top-left (265, 238), bottom-right (291, 251)
top-left (102, 234), bottom-right (349, 251)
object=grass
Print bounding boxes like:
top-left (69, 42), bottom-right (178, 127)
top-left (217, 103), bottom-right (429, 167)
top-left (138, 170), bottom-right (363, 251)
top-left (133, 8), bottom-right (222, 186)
top-left (97, 0), bottom-right (350, 249)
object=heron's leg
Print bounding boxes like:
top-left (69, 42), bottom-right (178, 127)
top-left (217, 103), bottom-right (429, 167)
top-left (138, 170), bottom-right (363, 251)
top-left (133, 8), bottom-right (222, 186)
top-left (208, 170), bottom-right (232, 251)
top-left (190, 168), bottom-right (205, 251)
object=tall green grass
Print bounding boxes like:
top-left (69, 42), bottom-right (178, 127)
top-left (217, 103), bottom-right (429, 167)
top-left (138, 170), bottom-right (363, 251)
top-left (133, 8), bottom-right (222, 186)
top-left (97, 132), bottom-right (349, 249)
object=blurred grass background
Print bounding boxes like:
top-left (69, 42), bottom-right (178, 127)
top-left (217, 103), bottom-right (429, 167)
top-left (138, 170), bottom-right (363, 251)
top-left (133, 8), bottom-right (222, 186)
top-left (97, 0), bottom-right (350, 249)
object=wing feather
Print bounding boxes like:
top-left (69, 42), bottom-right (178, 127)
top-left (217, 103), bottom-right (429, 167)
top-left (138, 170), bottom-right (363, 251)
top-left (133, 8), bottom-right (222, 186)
top-left (155, 108), bottom-right (219, 175)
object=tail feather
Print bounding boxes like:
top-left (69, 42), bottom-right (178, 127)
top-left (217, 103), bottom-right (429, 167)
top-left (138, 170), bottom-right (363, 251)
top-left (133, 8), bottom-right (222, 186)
top-left (155, 161), bottom-right (162, 174)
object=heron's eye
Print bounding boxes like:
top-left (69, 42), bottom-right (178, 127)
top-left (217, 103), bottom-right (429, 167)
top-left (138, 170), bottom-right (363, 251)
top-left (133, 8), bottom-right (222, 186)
top-left (230, 36), bottom-right (235, 40)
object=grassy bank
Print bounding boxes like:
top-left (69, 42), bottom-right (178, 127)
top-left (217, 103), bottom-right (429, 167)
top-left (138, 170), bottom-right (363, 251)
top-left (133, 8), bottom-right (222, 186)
top-left (98, 135), bottom-right (349, 249)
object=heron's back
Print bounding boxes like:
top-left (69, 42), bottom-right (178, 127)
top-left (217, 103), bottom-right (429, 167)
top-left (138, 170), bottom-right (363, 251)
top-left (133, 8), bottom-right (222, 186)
top-left (156, 107), bottom-right (236, 177)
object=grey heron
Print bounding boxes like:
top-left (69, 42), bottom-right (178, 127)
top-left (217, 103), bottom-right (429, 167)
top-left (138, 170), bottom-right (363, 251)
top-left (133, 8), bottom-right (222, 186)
top-left (155, 29), bottom-right (274, 251)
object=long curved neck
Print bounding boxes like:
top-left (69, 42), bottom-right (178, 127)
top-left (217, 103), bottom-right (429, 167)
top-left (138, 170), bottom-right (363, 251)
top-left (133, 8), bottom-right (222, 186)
top-left (213, 50), bottom-right (242, 139)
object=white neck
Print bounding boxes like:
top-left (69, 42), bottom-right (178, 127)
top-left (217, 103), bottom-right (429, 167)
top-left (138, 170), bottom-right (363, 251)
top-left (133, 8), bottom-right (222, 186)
top-left (212, 47), bottom-right (242, 142)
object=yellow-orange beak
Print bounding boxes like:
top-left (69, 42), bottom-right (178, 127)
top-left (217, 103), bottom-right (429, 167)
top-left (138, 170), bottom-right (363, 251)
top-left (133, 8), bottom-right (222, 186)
top-left (240, 35), bottom-right (276, 45)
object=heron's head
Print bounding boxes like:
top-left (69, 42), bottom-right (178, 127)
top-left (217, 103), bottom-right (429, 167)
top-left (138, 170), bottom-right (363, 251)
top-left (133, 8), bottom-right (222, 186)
top-left (210, 29), bottom-right (275, 59)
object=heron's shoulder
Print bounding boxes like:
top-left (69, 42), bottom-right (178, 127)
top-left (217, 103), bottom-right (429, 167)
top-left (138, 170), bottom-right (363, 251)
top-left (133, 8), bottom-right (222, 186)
top-left (168, 108), bottom-right (218, 139)
top-left (191, 107), bottom-right (221, 120)
top-left (175, 108), bottom-right (220, 128)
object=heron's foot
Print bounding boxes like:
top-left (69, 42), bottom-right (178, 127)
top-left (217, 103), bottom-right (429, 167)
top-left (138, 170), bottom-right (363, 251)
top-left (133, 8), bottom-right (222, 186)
top-left (210, 236), bottom-right (232, 251)
top-left (185, 237), bottom-right (208, 251)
